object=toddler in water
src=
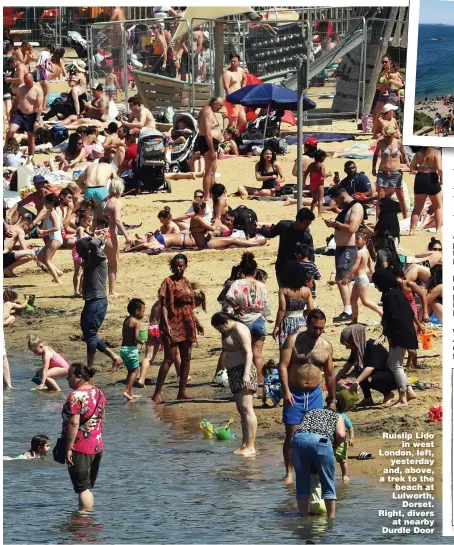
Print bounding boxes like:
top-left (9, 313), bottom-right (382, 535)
top-left (28, 334), bottom-right (70, 391)
top-left (72, 211), bottom-right (93, 296)
top-left (3, 288), bottom-right (27, 327)
top-left (335, 393), bottom-right (354, 483)
top-left (262, 359), bottom-right (283, 407)
top-left (304, 149), bottom-right (327, 217)
top-left (3, 435), bottom-right (51, 461)
top-left (115, 298), bottom-right (146, 400)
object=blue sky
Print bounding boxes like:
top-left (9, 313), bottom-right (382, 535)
top-left (420, 0), bottom-right (454, 25)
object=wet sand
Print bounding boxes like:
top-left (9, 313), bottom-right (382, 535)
top-left (4, 134), bottom-right (442, 496)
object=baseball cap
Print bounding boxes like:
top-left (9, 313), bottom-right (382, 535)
top-left (304, 137), bottom-right (318, 147)
top-left (32, 175), bottom-right (46, 184)
top-left (91, 83), bottom-right (103, 92)
top-left (382, 103), bottom-right (398, 113)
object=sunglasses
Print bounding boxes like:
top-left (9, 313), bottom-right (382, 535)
top-left (432, 247), bottom-right (442, 251)
top-left (382, 60), bottom-right (389, 64)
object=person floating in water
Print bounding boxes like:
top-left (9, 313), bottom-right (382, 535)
top-left (4, 435), bottom-right (50, 460)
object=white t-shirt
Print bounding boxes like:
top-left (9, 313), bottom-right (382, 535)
top-left (186, 203), bottom-right (212, 224)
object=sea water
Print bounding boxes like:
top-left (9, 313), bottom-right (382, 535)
top-left (3, 355), bottom-right (447, 543)
top-left (415, 24), bottom-right (454, 99)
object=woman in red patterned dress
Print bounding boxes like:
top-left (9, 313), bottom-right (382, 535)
top-left (152, 254), bottom-right (204, 403)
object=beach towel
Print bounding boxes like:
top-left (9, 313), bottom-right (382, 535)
top-left (285, 133), bottom-right (356, 145)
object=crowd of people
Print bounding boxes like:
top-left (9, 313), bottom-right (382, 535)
top-left (2, 23), bottom-right (444, 522)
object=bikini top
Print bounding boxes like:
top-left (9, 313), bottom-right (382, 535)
top-left (381, 141), bottom-right (399, 158)
top-left (285, 295), bottom-right (307, 312)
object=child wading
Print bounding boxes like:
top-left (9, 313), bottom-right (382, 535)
top-left (28, 334), bottom-right (70, 391)
top-left (115, 298), bottom-right (146, 400)
top-left (335, 393), bottom-right (354, 483)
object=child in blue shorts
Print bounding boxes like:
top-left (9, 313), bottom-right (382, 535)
top-left (262, 359), bottom-right (283, 407)
top-left (335, 393), bottom-right (355, 483)
top-left (115, 298), bottom-right (146, 400)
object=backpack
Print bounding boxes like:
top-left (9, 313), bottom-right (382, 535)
top-left (50, 125), bottom-right (68, 146)
top-left (233, 205), bottom-right (258, 239)
top-left (35, 127), bottom-right (52, 146)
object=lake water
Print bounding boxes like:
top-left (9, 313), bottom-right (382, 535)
top-left (3, 355), bottom-right (447, 544)
top-left (415, 24), bottom-right (454, 99)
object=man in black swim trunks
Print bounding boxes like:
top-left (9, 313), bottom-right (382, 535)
top-left (6, 73), bottom-right (44, 157)
top-left (197, 97), bottom-right (224, 201)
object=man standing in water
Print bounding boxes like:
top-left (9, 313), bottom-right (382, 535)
top-left (222, 53), bottom-right (247, 129)
top-left (5, 73), bottom-right (43, 157)
top-left (197, 97), bottom-right (224, 200)
top-left (324, 185), bottom-right (365, 322)
top-left (279, 309), bottom-right (336, 484)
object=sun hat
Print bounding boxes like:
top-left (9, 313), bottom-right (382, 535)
top-left (32, 175), bottom-right (47, 184)
top-left (382, 103), bottom-right (398, 113)
top-left (304, 136), bottom-right (318, 147)
top-left (72, 59), bottom-right (86, 72)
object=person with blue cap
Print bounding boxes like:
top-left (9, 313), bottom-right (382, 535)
top-left (5, 175), bottom-right (50, 226)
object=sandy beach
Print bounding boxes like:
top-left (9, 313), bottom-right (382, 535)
top-left (4, 128), bottom-right (443, 495)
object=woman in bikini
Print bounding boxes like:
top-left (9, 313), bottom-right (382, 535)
top-left (372, 124), bottom-right (410, 219)
top-left (408, 147), bottom-right (442, 236)
top-left (211, 183), bottom-right (231, 222)
top-left (190, 201), bottom-right (266, 250)
top-left (237, 147), bottom-right (285, 198)
top-left (101, 177), bottom-right (133, 295)
top-left (373, 55), bottom-right (403, 136)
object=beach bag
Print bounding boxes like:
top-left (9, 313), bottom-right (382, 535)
top-left (50, 125), bottom-right (68, 146)
top-left (361, 114), bottom-right (373, 133)
top-left (108, 99), bottom-right (119, 122)
top-left (35, 127), bottom-right (52, 146)
top-left (233, 205), bottom-right (258, 239)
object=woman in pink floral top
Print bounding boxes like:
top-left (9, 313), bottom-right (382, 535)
top-left (61, 363), bottom-right (106, 511)
top-left (226, 252), bottom-right (271, 383)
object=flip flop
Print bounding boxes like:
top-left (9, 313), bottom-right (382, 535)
top-left (349, 452), bottom-right (374, 460)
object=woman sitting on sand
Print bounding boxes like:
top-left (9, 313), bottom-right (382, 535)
top-left (404, 237), bottom-right (443, 284)
top-left (174, 190), bottom-right (212, 231)
top-left (426, 264), bottom-right (442, 324)
top-left (43, 76), bottom-right (87, 121)
top-left (190, 202), bottom-right (266, 250)
top-left (336, 324), bottom-right (406, 408)
top-left (408, 147), bottom-right (442, 236)
top-left (372, 124), bottom-right (409, 218)
top-left (211, 183), bottom-right (231, 223)
top-left (158, 206), bottom-right (180, 234)
top-left (52, 133), bottom-right (87, 172)
top-left (237, 147), bottom-right (285, 198)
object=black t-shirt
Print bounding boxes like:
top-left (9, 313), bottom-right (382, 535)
top-left (363, 339), bottom-right (391, 373)
top-left (260, 220), bottom-right (314, 270)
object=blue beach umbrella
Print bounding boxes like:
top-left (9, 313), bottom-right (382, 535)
top-left (226, 83), bottom-right (316, 141)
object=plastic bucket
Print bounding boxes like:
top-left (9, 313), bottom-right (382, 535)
top-left (418, 331), bottom-right (433, 350)
top-left (214, 426), bottom-right (231, 440)
top-left (200, 420), bottom-right (214, 440)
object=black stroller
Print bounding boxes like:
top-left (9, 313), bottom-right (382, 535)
top-left (168, 113), bottom-right (199, 173)
top-left (242, 107), bottom-right (283, 140)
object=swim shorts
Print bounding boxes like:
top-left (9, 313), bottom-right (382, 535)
top-left (84, 186), bottom-right (110, 204)
top-left (335, 440), bottom-right (348, 463)
top-left (227, 363), bottom-right (258, 395)
top-left (354, 274), bottom-right (369, 286)
top-left (196, 135), bottom-right (220, 156)
top-left (335, 246), bottom-right (358, 281)
top-left (119, 346), bottom-right (140, 371)
top-left (414, 172), bottom-right (441, 196)
top-left (376, 170), bottom-right (403, 190)
top-left (282, 385), bottom-right (324, 425)
top-left (11, 109), bottom-right (37, 133)
top-left (154, 232), bottom-right (166, 246)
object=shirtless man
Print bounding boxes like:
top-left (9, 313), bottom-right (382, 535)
top-left (325, 185), bottom-right (366, 323)
top-left (220, 128), bottom-right (239, 156)
top-left (5, 56), bottom-right (27, 97)
top-left (222, 54), bottom-right (247, 129)
top-left (6, 175), bottom-right (49, 225)
top-left (110, 6), bottom-right (126, 71)
top-left (5, 73), bottom-right (43, 156)
top-left (279, 308), bottom-right (336, 484)
top-left (212, 312), bottom-right (257, 457)
top-left (121, 95), bottom-right (156, 135)
top-left (3, 219), bottom-right (33, 251)
top-left (197, 97), bottom-right (224, 200)
top-left (178, 26), bottom-right (205, 82)
top-left (103, 122), bottom-right (122, 157)
top-left (58, 84), bottom-right (108, 129)
top-left (76, 162), bottom-right (116, 204)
